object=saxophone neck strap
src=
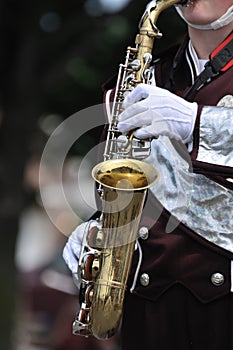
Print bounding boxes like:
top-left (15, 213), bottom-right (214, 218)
top-left (184, 31), bottom-right (233, 100)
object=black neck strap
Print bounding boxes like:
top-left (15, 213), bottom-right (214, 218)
top-left (184, 31), bottom-right (233, 100)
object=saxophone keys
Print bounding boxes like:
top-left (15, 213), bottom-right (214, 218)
top-left (85, 285), bottom-right (94, 305)
top-left (73, 303), bottom-right (91, 337)
top-left (129, 59), bottom-right (141, 71)
top-left (83, 255), bottom-right (100, 281)
top-left (83, 255), bottom-right (96, 281)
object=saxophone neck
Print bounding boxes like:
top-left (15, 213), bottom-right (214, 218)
top-left (138, 1), bottom-right (161, 39)
top-left (139, 0), bottom-right (187, 36)
top-left (134, 0), bottom-right (187, 85)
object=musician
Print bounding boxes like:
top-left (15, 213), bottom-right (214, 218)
top-left (63, 0), bottom-right (233, 349)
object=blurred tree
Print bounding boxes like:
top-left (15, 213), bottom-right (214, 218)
top-left (0, 0), bottom-right (185, 348)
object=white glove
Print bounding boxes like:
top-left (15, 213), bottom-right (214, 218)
top-left (63, 220), bottom-right (99, 274)
top-left (118, 84), bottom-right (198, 144)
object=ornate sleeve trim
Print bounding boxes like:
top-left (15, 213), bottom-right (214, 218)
top-left (196, 105), bottom-right (233, 167)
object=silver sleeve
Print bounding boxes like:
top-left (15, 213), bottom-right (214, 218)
top-left (197, 105), bottom-right (233, 167)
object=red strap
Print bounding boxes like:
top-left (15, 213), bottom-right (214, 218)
top-left (222, 58), bottom-right (233, 72)
top-left (210, 32), bottom-right (233, 72)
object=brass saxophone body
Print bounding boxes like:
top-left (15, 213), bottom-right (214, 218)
top-left (73, 0), bottom-right (187, 340)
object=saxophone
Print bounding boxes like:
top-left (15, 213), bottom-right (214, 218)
top-left (73, 0), bottom-right (187, 340)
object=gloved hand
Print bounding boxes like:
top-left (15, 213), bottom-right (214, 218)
top-left (118, 83), bottom-right (198, 144)
top-left (63, 220), bottom-right (100, 274)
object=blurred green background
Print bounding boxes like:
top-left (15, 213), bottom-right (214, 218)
top-left (0, 1), bottom-right (185, 349)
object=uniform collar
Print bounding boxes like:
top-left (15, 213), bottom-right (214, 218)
top-left (186, 41), bottom-right (208, 84)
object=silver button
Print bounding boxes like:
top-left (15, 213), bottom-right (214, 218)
top-left (140, 273), bottom-right (150, 287)
top-left (211, 272), bottom-right (225, 286)
top-left (138, 226), bottom-right (149, 240)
